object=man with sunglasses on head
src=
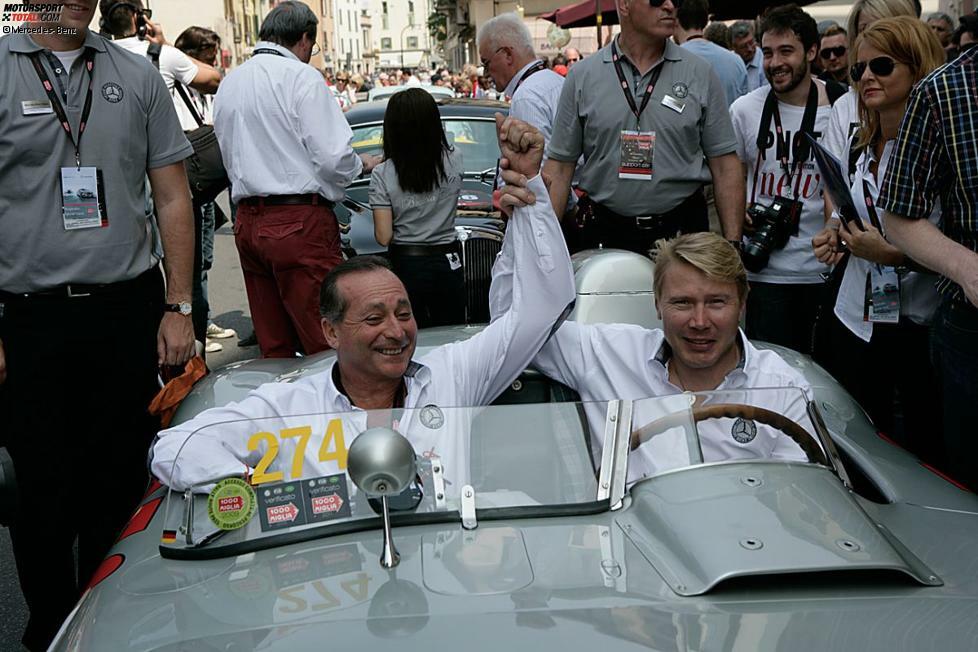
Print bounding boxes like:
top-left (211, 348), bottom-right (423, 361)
top-left (817, 25), bottom-right (850, 86)
top-left (729, 4), bottom-right (834, 355)
top-left (546, 0), bottom-right (745, 256)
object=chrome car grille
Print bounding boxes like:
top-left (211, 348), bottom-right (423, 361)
top-left (458, 229), bottom-right (502, 324)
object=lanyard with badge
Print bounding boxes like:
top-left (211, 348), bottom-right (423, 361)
top-left (859, 178), bottom-right (900, 323)
top-left (511, 60), bottom-right (546, 96)
top-left (748, 82), bottom-right (819, 236)
top-left (611, 40), bottom-right (663, 180)
top-left (28, 49), bottom-right (107, 230)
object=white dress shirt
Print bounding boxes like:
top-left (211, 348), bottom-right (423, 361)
top-left (152, 176), bottom-right (574, 491)
top-left (833, 140), bottom-right (940, 341)
top-left (213, 41), bottom-right (362, 202)
top-left (489, 248), bottom-right (815, 483)
top-left (504, 60), bottom-right (564, 153)
top-left (501, 60), bottom-right (577, 207)
top-left (745, 47), bottom-right (769, 92)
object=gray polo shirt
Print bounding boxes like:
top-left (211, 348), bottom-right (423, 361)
top-left (548, 37), bottom-right (737, 216)
top-left (368, 148), bottom-right (463, 246)
top-left (0, 31), bottom-right (193, 293)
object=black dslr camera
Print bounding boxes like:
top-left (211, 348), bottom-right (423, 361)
top-left (741, 196), bottom-right (802, 273)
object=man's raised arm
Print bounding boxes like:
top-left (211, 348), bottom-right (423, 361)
top-left (441, 115), bottom-right (575, 405)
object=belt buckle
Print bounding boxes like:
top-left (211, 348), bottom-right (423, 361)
top-left (635, 215), bottom-right (654, 230)
top-left (66, 285), bottom-right (91, 298)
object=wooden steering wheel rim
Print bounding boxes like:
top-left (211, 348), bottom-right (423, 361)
top-left (629, 402), bottom-right (828, 466)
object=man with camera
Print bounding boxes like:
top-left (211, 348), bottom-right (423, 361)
top-left (729, 5), bottom-right (832, 354)
top-left (98, 0), bottom-right (222, 99)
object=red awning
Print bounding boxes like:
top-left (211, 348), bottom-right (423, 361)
top-left (540, 0), bottom-right (618, 29)
top-left (539, 0), bottom-right (820, 27)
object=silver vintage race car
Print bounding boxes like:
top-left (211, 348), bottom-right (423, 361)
top-left (50, 250), bottom-right (978, 651)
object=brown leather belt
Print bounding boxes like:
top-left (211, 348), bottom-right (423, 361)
top-left (388, 242), bottom-right (459, 257)
top-left (238, 193), bottom-right (334, 208)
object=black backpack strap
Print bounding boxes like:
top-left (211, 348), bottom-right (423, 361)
top-left (173, 82), bottom-right (205, 128)
top-left (146, 42), bottom-right (162, 69)
top-left (826, 79), bottom-right (847, 105)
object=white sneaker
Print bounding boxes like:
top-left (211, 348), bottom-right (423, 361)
top-left (205, 339), bottom-right (223, 353)
top-left (207, 323), bottom-right (236, 339)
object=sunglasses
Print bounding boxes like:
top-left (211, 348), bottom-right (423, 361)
top-left (649, 0), bottom-right (683, 7)
top-left (850, 56), bottom-right (897, 82)
top-left (819, 45), bottom-right (846, 59)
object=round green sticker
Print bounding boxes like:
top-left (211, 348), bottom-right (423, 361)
top-left (207, 478), bottom-right (257, 531)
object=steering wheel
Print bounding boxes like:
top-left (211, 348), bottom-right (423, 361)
top-left (629, 403), bottom-right (827, 466)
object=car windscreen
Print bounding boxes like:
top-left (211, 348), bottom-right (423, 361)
top-left (350, 118), bottom-right (498, 174)
top-left (159, 402), bottom-right (607, 558)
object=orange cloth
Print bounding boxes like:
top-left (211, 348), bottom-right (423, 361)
top-left (148, 356), bottom-right (209, 428)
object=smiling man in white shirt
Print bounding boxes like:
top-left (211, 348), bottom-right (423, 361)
top-left (153, 115), bottom-right (576, 492)
top-left (213, 1), bottom-right (380, 359)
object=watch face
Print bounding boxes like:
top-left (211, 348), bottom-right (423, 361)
top-left (179, 303), bottom-right (192, 315)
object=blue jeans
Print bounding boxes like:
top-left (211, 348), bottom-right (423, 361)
top-left (932, 295), bottom-right (978, 491)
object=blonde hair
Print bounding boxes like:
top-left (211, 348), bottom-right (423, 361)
top-left (652, 233), bottom-right (748, 303)
top-left (853, 16), bottom-right (945, 151)
top-left (846, 0), bottom-right (915, 50)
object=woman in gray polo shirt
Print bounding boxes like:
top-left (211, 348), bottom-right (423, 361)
top-left (369, 88), bottom-right (465, 327)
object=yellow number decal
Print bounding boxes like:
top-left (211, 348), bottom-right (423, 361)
top-left (340, 572), bottom-right (371, 601)
top-left (248, 431), bottom-right (284, 485)
top-left (281, 425), bottom-right (313, 479)
top-left (310, 581), bottom-right (341, 611)
top-left (317, 419), bottom-right (348, 469)
top-left (277, 587), bottom-right (306, 614)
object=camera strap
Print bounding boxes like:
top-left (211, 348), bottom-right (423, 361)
top-left (751, 80), bottom-right (819, 203)
top-left (28, 48), bottom-right (96, 170)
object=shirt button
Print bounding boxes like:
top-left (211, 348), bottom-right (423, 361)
top-left (55, 68), bottom-right (62, 73)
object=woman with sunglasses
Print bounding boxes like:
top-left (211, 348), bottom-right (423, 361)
top-left (812, 17), bottom-right (945, 460)
top-left (822, 0), bottom-right (916, 159)
top-left (369, 88), bottom-right (466, 327)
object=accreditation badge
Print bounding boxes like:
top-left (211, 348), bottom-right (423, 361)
top-left (60, 167), bottom-right (106, 230)
top-left (619, 130), bottom-right (655, 180)
top-left (867, 267), bottom-right (900, 324)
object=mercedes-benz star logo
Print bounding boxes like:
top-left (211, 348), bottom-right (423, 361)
top-left (731, 417), bottom-right (757, 444)
top-left (101, 82), bottom-right (123, 103)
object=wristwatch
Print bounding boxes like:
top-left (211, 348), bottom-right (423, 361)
top-left (164, 301), bottom-right (192, 316)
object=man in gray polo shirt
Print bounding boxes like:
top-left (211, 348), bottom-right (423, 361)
top-left (0, 1), bottom-right (194, 647)
top-left (544, 0), bottom-right (745, 257)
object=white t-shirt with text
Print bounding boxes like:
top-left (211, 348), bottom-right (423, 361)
top-left (730, 85), bottom-right (831, 284)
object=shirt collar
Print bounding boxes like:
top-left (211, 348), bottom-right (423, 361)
top-left (748, 47), bottom-right (763, 69)
top-left (602, 34), bottom-right (682, 65)
top-left (327, 359), bottom-right (429, 411)
top-left (503, 58), bottom-right (542, 98)
top-left (9, 29), bottom-right (107, 54)
top-left (253, 40), bottom-right (299, 61)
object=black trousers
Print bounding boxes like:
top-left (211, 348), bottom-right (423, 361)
top-left (564, 188), bottom-right (709, 256)
top-left (389, 252), bottom-right (465, 328)
top-left (745, 281), bottom-right (825, 355)
top-left (0, 270), bottom-right (163, 650)
top-left (816, 313), bottom-right (942, 465)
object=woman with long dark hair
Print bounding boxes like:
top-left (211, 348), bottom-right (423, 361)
top-left (369, 88), bottom-right (465, 327)
top-left (812, 16), bottom-right (945, 461)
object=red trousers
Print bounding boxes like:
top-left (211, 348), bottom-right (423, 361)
top-left (234, 202), bottom-right (342, 358)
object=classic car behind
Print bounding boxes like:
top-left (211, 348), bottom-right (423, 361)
top-left (339, 97), bottom-right (508, 323)
top-left (49, 250), bottom-right (978, 652)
